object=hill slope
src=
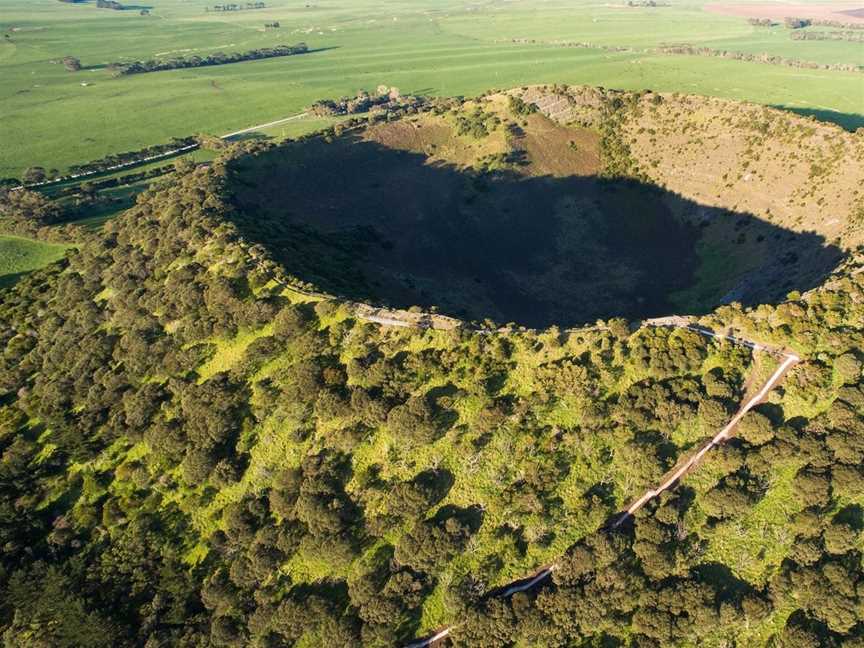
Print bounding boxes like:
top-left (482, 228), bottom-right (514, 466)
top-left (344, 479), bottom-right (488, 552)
top-left (0, 90), bottom-right (863, 646)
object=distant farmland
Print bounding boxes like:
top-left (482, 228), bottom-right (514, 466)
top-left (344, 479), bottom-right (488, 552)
top-left (1, 0), bottom-right (863, 178)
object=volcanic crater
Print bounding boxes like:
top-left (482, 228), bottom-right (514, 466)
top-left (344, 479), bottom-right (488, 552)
top-left (225, 87), bottom-right (854, 328)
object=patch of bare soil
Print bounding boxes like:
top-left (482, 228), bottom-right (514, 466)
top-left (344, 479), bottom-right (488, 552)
top-left (517, 113), bottom-right (600, 177)
top-left (705, 3), bottom-right (864, 24)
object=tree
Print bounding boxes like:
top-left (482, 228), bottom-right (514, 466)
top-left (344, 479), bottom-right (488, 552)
top-left (62, 56), bottom-right (82, 72)
top-left (21, 166), bottom-right (47, 184)
top-left (394, 506), bottom-right (481, 571)
top-left (386, 394), bottom-right (447, 445)
top-left (738, 410), bottom-right (775, 445)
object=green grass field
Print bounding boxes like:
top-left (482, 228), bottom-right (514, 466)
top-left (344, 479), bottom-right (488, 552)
top-left (1, 0), bottom-right (862, 178)
top-left (0, 235), bottom-right (69, 287)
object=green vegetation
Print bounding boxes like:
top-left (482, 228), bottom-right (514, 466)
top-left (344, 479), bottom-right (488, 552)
top-left (0, 95), bottom-right (862, 644)
top-left (110, 43), bottom-right (310, 76)
top-left (2, 0), bottom-right (863, 178)
top-left (0, 234), bottom-right (68, 287)
top-left (1, 0), bottom-right (863, 642)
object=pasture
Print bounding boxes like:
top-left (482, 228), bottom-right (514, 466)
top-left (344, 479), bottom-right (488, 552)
top-left (1, 0), bottom-right (862, 178)
top-left (0, 235), bottom-right (69, 287)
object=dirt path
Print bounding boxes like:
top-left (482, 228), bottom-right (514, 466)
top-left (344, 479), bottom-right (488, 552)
top-left (613, 348), bottom-right (798, 527)
top-left (399, 322), bottom-right (800, 648)
top-left (220, 111), bottom-right (309, 139)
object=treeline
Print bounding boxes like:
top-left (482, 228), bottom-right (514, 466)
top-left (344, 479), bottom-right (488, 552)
top-left (0, 124), bottom-right (861, 646)
top-left (503, 37), bottom-right (863, 73)
top-left (208, 1), bottom-right (266, 10)
top-left (67, 137), bottom-right (198, 176)
top-left (109, 43), bottom-right (309, 75)
top-left (626, 0), bottom-right (669, 6)
top-left (785, 16), bottom-right (864, 30)
top-left (791, 29), bottom-right (864, 42)
top-left (96, 0), bottom-right (125, 9)
top-left (5, 137), bottom-right (199, 189)
top-left (310, 85), bottom-right (412, 116)
top-left (657, 43), bottom-right (863, 73)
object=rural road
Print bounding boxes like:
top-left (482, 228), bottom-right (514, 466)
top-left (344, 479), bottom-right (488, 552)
top-left (396, 321), bottom-right (800, 648)
top-left (220, 111), bottom-right (309, 139)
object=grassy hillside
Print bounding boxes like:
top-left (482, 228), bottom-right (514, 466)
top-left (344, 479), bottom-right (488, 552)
top-left (0, 103), bottom-right (862, 645)
top-left (1, 0), bottom-right (863, 178)
top-left (0, 234), bottom-right (68, 287)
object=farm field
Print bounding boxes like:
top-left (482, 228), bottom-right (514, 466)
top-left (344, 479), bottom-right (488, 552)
top-left (0, 234), bottom-right (69, 287)
top-left (1, 0), bottom-right (863, 178)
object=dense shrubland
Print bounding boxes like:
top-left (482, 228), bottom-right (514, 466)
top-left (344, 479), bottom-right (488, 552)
top-left (0, 187), bottom-right (88, 242)
top-left (0, 103), bottom-right (862, 646)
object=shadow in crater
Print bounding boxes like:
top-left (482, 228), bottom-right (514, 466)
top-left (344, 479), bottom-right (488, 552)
top-left (770, 105), bottom-right (864, 132)
top-left (226, 135), bottom-right (844, 328)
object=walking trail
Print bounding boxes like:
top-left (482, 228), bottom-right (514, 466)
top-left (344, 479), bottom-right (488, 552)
top-left (397, 320), bottom-right (800, 648)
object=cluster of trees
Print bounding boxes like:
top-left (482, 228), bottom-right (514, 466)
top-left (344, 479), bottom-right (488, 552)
top-left (109, 43), bottom-right (309, 75)
top-left (0, 187), bottom-right (86, 242)
top-left (656, 44), bottom-right (863, 73)
top-left (454, 106), bottom-right (500, 139)
top-left (791, 29), bottom-right (864, 42)
top-left (507, 95), bottom-right (538, 117)
top-left (0, 188), bottom-right (66, 226)
top-left (208, 2), bottom-right (266, 10)
top-left (0, 121), bottom-right (862, 646)
top-left (62, 55), bottom-right (82, 71)
top-left (748, 17), bottom-right (775, 27)
top-left (784, 16), bottom-right (812, 29)
top-left (308, 86), bottom-right (424, 117)
top-left (96, 0), bottom-right (125, 8)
